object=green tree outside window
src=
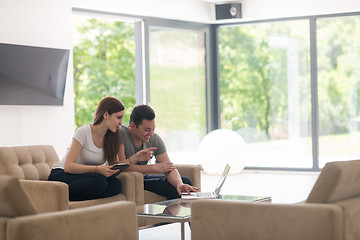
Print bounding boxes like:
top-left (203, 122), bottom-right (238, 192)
top-left (72, 16), bottom-right (136, 129)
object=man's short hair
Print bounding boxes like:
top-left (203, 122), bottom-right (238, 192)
top-left (130, 105), bottom-right (155, 127)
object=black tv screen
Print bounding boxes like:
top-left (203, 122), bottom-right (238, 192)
top-left (0, 43), bottom-right (70, 106)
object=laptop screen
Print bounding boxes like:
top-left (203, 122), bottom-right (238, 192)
top-left (214, 164), bottom-right (231, 195)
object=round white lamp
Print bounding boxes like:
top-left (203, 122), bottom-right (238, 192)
top-left (199, 129), bottom-right (246, 175)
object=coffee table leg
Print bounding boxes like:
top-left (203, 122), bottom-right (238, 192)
top-left (181, 222), bottom-right (185, 240)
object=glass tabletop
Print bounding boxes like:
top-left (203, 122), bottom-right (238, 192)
top-left (137, 195), bottom-right (271, 219)
top-left (137, 198), bottom-right (192, 219)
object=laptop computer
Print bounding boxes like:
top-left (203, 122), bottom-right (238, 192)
top-left (181, 164), bottom-right (230, 199)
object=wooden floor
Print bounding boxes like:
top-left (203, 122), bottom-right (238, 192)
top-left (139, 170), bottom-right (320, 240)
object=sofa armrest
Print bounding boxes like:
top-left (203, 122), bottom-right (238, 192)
top-left (7, 201), bottom-right (138, 240)
top-left (191, 200), bottom-right (343, 240)
top-left (125, 171), bottom-right (145, 205)
top-left (20, 180), bottom-right (69, 213)
top-left (117, 172), bottom-right (137, 202)
top-left (175, 164), bottom-right (201, 190)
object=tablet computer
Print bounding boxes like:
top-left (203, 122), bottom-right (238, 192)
top-left (110, 163), bottom-right (130, 178)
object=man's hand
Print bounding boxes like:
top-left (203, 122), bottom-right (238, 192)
top-left (177, 184), bottom-right (199, 196)
top-left (153, 162), bottom-right (176, 173)
top-left (132, 147), bottom-right (157, 162)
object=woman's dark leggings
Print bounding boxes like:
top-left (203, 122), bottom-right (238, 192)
top-left (48, 168), bottom-right (122, 201)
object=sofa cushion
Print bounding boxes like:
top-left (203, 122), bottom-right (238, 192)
top-left (144, 190), bottom-right (167, 204)
top-left (306, 160), bottom-right (360, 203)
top-left (0, 145), bottom-right (59, 180)
top-left (69, 193), bottom-right (126, 209)
top-left (0, 175), bottom-right (37, 217)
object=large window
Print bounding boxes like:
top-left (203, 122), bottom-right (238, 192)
top-left (72, 15), bottom-right (136, 128)
top-left (72, 10), bottom-right (360, 170)
top-left (317, 16), bottom-right (360, 167)
top-left (148, 27), bottom-right (207, 164)
top-left (219, 20), bottom-right (312, 168)
top-left (218, 14), bottom-right (360, 170)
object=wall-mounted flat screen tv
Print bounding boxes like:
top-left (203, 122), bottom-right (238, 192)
top-left (0, 42), bottom-right (70, 106)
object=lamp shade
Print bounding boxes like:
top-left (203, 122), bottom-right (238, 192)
top-left (199, 129), bottom-right (246, 174)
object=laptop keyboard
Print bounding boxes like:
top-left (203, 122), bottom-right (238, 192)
top-left (196, 192), bottom-right (216, 198)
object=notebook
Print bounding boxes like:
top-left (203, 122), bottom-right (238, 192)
top-left (181, 164), bottom-right (230, 199)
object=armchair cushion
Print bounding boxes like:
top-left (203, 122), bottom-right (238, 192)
top-left (69, 193), bottom-right (126, 209)
top-left (0, 175), bottom-right (37, 217)
top-left (0, 145), bottom-right (59, 180)
top-left (20, 180), bottom-right (69, 212)
top-left (306, 160), bottom-right (360, 203)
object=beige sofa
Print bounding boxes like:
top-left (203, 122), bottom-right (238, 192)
top-left (0, 175), bottom-right (138, 240)
top-left (191, 160), bottom-right (360, 240)
top-left (0, 145), bottom-right (138, 209)
top-left (0, 145), bottom-right (201, 207)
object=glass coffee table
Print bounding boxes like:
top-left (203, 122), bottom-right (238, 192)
top-left (137, 195), bottom-right (271, 240)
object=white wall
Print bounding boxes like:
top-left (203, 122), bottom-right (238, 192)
top-left (234, 0), bottom-right (360, 22)
top-left (0, 0), bottom-right (74, 158)
top-left (73, 0), bottom-right (360, 23)
top-left (72, 0), bottom-right (213, 23)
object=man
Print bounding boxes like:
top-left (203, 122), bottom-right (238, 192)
top-left (119, 104), bottom-right (198, 199)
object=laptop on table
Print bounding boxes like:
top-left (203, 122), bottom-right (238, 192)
top-left (181, 164), bottom-right (230, 199)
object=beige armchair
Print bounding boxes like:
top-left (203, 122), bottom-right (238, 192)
top-left (132, 164), bottom-right (202, 205)
top-left (191, 160), bottom-right (360, 240)
top-left (0, 145), bottom-right (138, 209)
top-left (0, 175), bottom-right (138, 240)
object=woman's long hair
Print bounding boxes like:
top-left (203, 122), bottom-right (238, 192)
top-left (93, 97), bottom-right (124, 165)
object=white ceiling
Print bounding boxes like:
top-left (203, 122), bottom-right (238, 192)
top-left (197, 0), bottom-right (241, 3)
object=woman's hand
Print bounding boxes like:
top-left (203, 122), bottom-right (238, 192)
top-left (130, 147), bottom-right (157, 163)
top-left (95, 165), bottom-right (118, 178)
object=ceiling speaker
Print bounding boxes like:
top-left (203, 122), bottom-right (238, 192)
top-left (215, 3), bottom-right (242, 20)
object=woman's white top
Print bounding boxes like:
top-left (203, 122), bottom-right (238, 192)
top-left (52, 125), bottom-right (107, 169)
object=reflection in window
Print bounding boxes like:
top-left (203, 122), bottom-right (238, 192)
top-left (317, 16), bottom-right (360, 167)
top-left (149, 27), bottom-right (207, 164)
top-left (219, 21), bottom-right (312, 168)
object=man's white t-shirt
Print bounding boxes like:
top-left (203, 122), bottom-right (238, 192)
top-left (52, 125), bottom-right (106, 169)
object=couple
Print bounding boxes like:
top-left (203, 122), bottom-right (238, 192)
top-left (48, 97), bottom-right (198, 201)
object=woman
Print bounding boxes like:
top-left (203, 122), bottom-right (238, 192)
top-left (48, 97), bottom-right (153, 201)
